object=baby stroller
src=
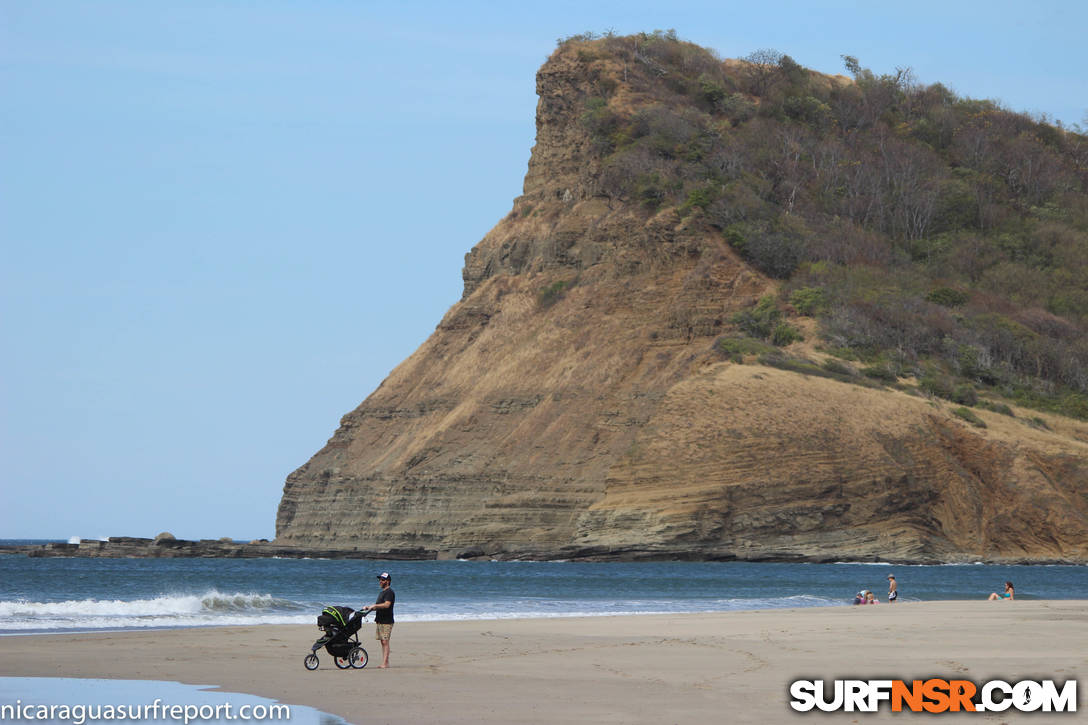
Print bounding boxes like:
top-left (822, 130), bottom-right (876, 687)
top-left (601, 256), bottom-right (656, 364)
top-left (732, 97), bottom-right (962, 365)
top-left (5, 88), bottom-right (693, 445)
top-left (303, 605), bottom-right (369, 670)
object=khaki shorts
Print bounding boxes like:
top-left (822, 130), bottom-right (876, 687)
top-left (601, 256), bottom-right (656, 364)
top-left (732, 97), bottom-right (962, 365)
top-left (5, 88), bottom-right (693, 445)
top-left (375, 623), bottom-right (393, 641)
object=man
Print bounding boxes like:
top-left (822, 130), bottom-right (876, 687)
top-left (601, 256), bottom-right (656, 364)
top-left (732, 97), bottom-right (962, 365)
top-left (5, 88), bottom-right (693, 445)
top-left (364, 571), bottom-right (395, 667)
top-left (887, 574), bottom-right (898, 603)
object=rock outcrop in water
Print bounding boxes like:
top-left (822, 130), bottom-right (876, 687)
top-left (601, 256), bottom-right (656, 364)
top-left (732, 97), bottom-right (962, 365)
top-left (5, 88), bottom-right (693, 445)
top-left (3, 537), bottom-right (425, 559)
top-left (274, 35), bottom-right (1088, 563)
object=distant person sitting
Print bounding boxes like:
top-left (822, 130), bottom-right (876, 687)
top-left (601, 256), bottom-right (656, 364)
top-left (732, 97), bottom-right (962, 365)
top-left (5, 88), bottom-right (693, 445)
top-left (865, 591), bottom-right (879, 604)
top-left (853, 591), bottom-right (866, 605)
top-left (988, 581), bottom-right (1014, 600)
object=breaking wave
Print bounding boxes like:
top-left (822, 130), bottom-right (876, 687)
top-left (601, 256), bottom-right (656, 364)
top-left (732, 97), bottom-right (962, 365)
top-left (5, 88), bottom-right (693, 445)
top-left (0, 590), bottom-right (312, 632)
top-left (0, 591), bottom-right (845, 632)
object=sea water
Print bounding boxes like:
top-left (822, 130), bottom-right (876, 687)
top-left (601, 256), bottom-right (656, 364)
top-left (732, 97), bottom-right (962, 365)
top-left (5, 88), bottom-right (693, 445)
top-left (2, 545), bottom-right (1086, 633)
top-left (0, 678), bottom-right (345, 725)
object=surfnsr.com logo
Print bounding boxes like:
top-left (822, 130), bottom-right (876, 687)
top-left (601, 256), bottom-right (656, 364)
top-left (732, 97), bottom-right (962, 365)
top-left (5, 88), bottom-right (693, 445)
top-left (789, 679), bottom-right (1077, 713)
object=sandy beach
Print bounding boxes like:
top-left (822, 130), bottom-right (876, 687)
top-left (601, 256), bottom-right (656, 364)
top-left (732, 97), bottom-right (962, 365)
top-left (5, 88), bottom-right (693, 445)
top-left (2, 601), bottom-right (1085, 724)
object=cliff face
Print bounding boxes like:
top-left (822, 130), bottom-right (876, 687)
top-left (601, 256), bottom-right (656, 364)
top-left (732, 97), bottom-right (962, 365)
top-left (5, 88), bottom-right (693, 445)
top-left (275, 40), bottom-right (1088, 563)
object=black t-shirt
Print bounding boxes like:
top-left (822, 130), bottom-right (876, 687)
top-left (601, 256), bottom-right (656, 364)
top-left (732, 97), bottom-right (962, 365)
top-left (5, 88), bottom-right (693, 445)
top-left (374, 587), bottom-right (395, 623)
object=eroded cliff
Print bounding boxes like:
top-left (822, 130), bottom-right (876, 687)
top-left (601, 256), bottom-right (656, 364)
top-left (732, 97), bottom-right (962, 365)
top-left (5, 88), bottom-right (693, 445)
top-left (275, 36), bottom-right (1088, 562)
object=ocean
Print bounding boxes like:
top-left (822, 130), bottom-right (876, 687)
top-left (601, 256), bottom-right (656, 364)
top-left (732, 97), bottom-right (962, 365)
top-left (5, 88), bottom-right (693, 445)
top-left (1, 543), bottom-right (1086, 633)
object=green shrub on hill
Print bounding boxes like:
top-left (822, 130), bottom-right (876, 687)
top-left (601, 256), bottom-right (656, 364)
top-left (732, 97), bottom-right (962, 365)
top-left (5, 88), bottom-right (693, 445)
top-left (953, 407), bottom-right (987, 428)
top-left (978, 400), bottom-right (1015, 416)
top-left (731, 296), bottom-right (780, 339)
top-left (920, 374), bottom-right (955, 401)
top-left (537, 278), bottom-right (578, 310)
top-left (861, 364), bottom-right (899, 383)
top-left (771, 322), bottom-right (803, 346)
top-left (715, 336), bottom-right (777, 362)
top-left (926, 288), bottom-right (970, 307)
top-left (789, 287), bottom-right (828, 316)
top-left (951, 384), bottom-right (978, 406)
top-left (821, 359), bottom-right (855, 377)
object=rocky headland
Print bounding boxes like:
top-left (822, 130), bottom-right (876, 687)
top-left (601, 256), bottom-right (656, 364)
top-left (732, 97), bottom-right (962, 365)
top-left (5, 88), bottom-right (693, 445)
top-left (273, 34), bottom-right (1088, 564)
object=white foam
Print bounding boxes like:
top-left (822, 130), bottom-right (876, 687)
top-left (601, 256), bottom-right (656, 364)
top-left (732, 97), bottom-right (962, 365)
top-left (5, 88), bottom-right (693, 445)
top-left (0, 591), bottom-right (845, 633)
top-left (395, 595), bottom-right (842, 622)
top-left (0, 590), bottom-right (312, 632)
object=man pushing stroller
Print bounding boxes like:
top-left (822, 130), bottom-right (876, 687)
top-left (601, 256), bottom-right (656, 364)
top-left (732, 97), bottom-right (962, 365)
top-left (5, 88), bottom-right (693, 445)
top-left (304, 571), bottom-right (395, 670)
top-left (362, 571), bottom-right (395, 668)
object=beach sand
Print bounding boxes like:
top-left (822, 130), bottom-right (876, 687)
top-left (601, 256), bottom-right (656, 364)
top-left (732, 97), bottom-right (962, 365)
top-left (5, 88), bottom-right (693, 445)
top-left (2, 601), bottom-right (1085, 724)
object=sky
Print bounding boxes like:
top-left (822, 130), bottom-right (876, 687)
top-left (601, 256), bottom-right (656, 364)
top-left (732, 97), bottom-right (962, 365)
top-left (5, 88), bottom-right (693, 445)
top-left (2, 1), bottom-right (1086, 541)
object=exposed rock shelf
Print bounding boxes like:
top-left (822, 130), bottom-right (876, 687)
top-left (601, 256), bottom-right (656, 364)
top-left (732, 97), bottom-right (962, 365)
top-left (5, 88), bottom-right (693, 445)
top-left (2, 537), bottom-right (433, 560)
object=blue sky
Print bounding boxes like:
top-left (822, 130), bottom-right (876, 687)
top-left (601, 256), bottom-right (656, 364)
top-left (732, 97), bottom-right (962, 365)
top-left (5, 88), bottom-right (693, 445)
top-left (2, 1), bottom-right (1085, 540)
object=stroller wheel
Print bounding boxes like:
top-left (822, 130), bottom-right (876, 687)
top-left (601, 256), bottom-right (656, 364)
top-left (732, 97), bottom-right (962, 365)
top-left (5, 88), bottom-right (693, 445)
top-left (334, 654), bottom-right (352, 669)
top-left (303, 654), bottom-right (319, 671)
top-left (350, 645), bottom-right (368, 669)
